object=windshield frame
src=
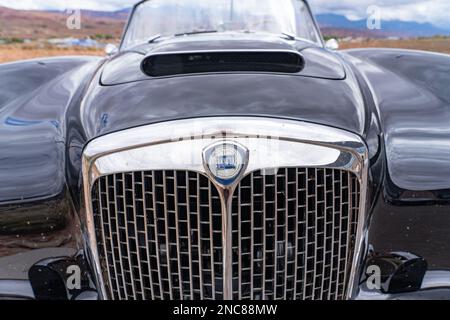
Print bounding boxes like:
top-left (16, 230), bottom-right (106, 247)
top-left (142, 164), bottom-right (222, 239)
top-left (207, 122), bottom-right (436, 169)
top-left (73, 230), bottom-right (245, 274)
top-left (119, 0), bottom-right (325, 50)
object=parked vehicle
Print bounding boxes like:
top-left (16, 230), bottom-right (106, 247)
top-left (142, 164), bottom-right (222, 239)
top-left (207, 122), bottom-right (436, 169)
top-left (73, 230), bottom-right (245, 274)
top-left (1, 0), bottom-right (449, 300)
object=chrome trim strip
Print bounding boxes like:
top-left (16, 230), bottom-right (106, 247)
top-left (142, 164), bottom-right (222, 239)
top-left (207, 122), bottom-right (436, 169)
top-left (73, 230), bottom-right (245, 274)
top-left (144, 49), bottom-right (303, 58)
top-left (195, 173), bottom-right (205, 299)
top-left (173, 173), bottom-right (183, 299)
top-left (261, 173), bottom-right (267, 299)
top-left (82, 177), bottom-right (108, 300)
top-left (112, 175), bottom-right (126, 298)
top-left (347, 156), bottom-right (369, 299)
top-left (150, 171), bottom-right (164, 298)
top-left (97, 180), bottom-right (115, 297)
top-left (82, 117), bottom-right (368, 300)
top-left (292, 169), bottom-right (299, 298)
top-left (161, 171), bottom-right (174, 299)
top-left (184, 171), bottom-right (194, 299)
top-left (301, 169), bottom-right (309, 299)
top-left (208, 179), bottom-right (217, 299)
top-left (131, 173), bottom-right (146, 299)
top-left (122, 173), bottom-right (137, 299)
top-left (141, 172), bottom-right (156, 299)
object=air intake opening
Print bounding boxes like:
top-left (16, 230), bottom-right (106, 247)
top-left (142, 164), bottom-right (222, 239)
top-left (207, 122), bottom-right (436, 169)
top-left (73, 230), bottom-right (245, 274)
top-left (141, 51), bottom-right (304, 77)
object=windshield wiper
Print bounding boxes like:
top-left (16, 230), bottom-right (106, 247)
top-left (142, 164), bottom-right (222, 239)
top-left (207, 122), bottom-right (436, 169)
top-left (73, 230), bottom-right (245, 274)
top-left (280, 32), bottom-right (318, 46)
top-left (147, 34), bottom-right (162, 43)
top-left (175, 30), bottom-right (218, 37)
top-left (281, 32), bottom-right (299, 41)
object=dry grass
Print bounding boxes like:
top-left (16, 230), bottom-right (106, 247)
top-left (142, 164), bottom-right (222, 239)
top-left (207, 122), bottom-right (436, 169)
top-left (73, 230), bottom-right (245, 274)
top-left (1, 38), bottom-right (449, 64)
top-left (0, 6), bottom-right (125, 40)
top-left (0, 44), bottom-right (103, 63)
top-left (340, 38), bottom-right (450, 54)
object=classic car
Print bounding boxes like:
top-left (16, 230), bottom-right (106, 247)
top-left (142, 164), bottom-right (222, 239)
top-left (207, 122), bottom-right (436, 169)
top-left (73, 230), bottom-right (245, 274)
top-left (0, 0), bottom-right (449, 300)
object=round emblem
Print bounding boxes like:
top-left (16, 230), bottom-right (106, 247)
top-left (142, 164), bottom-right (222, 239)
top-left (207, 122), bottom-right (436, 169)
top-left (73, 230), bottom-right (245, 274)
top-left (203, 141), bottom-right (249, 186)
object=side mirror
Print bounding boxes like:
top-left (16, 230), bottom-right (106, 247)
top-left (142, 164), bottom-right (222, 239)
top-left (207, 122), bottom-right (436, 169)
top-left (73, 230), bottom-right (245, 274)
top-left (105, 43), bottom-right (118, 56)
top-left (325, 38), bottom-right (339, 51)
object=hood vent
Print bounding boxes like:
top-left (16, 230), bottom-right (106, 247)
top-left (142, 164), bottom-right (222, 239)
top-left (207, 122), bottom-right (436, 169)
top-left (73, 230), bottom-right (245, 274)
top-left (141, 50), bottom-right (304, 77)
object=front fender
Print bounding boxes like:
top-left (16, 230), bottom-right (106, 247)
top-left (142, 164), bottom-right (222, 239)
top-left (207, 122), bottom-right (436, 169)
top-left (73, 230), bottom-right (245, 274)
top-left (0, 56), bottom-right (101, 299)
top-left (344, 49), bottom-right (450, 295)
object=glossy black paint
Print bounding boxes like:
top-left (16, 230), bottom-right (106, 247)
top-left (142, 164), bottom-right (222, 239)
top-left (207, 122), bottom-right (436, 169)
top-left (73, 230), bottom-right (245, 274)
top-left (0, 57), bottom-right (100, 203)
top-left (0, 33), bottom-right (449, 299)
top-left (89, 65), bottom-right (363, 139)
top-left (345, 48), bottom-right (450, 272)
top-left (0, 57), bottom-right (102, 299)
top-left (101, 34), bottom-right (346, 85)
top-left (345, 49), bottom-right (450, 192)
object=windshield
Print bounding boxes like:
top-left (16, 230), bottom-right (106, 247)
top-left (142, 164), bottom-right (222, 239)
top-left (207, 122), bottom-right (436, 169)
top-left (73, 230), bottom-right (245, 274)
top-left (122, 0), bottom-right (322, 49)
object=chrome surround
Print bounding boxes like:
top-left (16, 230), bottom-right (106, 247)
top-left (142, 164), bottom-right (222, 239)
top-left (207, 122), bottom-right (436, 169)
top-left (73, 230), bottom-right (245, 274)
top-left (82, 117), bottom-right (368, 300)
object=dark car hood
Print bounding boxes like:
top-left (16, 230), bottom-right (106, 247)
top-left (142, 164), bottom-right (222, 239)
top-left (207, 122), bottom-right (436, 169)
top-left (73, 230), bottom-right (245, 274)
top-left (83, 74), bottom-right (365, 140)
top-left (101, 33), bottom-right (346, 85)
top-left (82, 33), bottom-right (364, 140)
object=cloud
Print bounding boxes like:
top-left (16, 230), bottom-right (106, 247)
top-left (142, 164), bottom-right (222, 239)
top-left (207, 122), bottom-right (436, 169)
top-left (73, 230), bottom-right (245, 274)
top-left (309, 0), bottom-right (450, 29)
top-left (0, 0), bottom-right (137, 11)
top-left (0, 0), bottom-right (449, 29)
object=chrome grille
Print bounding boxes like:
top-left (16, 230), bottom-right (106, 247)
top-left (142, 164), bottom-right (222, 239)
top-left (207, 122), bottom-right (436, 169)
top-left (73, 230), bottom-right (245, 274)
top-left (231, 168), bottom-right (359, 300)
top-left (92, 171), bottom-right (223, 300)
top-left (92, 168), bottom-right (360, 300)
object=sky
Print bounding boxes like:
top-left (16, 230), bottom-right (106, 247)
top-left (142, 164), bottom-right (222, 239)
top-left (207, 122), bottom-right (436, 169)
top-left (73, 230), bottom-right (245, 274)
top-left (0, 0), bottom-right (449, 29)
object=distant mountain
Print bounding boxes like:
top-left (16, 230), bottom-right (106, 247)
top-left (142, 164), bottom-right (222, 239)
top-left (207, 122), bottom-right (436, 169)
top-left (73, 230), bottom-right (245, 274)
top-left (2, 5), bottom-right (449, 41)
top-left (45, 8), bottom-right (130, 20)
top-left (317, 13), bottom-right (450, 38)
top-left (77, 8), bottom-right (131, 20)
top-left (0, 6), bottom-right (125, 39)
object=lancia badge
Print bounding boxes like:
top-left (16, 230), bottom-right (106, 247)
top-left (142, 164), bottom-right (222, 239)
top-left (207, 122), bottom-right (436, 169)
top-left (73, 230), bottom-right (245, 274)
top-left (203, 141), bottom-right (249, 186)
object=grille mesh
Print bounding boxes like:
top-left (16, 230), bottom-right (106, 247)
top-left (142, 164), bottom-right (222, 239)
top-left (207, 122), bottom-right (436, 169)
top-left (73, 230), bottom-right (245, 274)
top-left (93, 171), bottom-right (223, 300)
top-left (231, 168), bottom-right (359, 300)
top-left (92, 168), bottom-right (360, 300)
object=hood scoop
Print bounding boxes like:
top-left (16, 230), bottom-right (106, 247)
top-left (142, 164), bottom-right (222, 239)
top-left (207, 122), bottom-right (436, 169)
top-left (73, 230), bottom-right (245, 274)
top-left (141, 50), bottom-right (305, 77)
top-left (100, 37), bottom-right (346, 86)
